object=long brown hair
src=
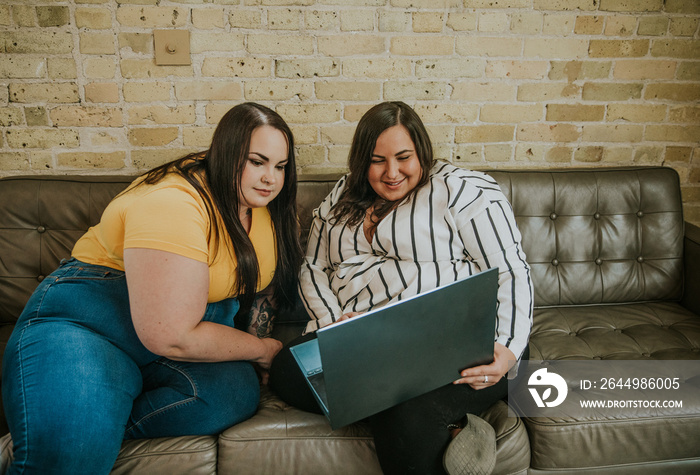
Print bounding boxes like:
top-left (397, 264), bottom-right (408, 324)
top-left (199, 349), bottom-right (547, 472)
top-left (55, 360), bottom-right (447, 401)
top-left (331, 101), bottom-right (435, 227)
top-left (140, 103), bottom-right (302, 325)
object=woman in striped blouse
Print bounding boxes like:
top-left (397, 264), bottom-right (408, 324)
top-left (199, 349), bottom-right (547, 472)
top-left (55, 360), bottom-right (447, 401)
top-left (270, 101), bottom-right (533, 475)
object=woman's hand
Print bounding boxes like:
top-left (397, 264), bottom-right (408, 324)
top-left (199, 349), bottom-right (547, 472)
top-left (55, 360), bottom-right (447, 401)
top-left (453, 343), bottom-right (517, 389)
top-left (252, 337), bottom-right (283, 385)
top-left (325, 311), bottom-right (363, 328)
top-left (337, 311), bottom-right (362, 323)
top-left (253, 337), bottom-right (283, 370)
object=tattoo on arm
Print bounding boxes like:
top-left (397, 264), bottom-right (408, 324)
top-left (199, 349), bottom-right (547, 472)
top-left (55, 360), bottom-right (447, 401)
top-left (248, 293), bottom-right (275, 338)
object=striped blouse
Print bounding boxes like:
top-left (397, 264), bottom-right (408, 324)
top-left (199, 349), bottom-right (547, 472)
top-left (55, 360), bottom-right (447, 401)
top-left (299, 161), bottom-right (534, 361)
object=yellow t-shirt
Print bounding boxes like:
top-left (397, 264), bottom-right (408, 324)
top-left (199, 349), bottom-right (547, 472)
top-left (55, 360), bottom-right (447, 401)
top-left (72, 173), bottom-right (277, 303)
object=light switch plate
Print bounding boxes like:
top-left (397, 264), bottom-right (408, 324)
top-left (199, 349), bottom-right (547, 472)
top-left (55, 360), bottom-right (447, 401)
top-left (154, 29), bottom-right (190, 66)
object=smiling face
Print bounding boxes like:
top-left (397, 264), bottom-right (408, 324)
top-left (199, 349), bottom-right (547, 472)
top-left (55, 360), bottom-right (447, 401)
top-left (367, 125), bottom-right (423, 202)
top-left (238, 125), bottom-right (289, 218)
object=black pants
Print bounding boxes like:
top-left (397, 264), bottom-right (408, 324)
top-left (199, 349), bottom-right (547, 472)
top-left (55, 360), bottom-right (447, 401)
top-left (269, 333), bottom-right (525, 475)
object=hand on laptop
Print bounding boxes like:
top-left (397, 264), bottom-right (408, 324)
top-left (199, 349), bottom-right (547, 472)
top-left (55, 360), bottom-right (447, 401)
top-left (453, 343), bottom-right (516, 390)
top-left (334, 312), bottom-right (363, 324)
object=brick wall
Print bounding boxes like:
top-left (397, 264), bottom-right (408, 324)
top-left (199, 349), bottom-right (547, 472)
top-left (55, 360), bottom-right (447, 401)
top-left (1, 0), bottom-right (699, 224)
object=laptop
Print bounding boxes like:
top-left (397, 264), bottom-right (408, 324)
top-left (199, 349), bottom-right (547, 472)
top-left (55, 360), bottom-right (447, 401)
top-left (290, 267), bottom-right (499, 429)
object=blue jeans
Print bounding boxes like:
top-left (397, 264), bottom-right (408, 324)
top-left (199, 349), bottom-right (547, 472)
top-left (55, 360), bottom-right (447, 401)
top-left (2, 259), bottom-right (260, 474)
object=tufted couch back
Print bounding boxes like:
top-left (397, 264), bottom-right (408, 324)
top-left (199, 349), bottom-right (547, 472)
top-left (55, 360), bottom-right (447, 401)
top-left (489, 168), bottom-right (684, 307)
top-left (0, 167), bottom-right (686, 334)
top-left (0, 176), bottom-right (134, 332)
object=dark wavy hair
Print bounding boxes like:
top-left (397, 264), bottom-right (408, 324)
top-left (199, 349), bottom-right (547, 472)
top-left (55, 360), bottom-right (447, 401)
top-left (331, 101), bottom-right (435, 227)
top-left (140, 102), bottom-right (302, 325)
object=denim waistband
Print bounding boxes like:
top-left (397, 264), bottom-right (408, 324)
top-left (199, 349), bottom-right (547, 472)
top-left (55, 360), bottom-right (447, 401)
top-left (58, 257), bottom-right (125, 276)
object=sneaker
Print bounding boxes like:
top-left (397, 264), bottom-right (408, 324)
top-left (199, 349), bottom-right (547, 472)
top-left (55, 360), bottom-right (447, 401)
top-left (443, 414), bottom-right (496, 475)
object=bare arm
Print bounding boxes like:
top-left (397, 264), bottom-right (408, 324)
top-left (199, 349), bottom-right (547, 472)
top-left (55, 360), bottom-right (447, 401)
top-left (124, 248), bottom-right (282, 368)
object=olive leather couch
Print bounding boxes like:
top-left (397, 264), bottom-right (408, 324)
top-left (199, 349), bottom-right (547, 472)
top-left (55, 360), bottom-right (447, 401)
top-left (0, 166), bottom-right (698, 474)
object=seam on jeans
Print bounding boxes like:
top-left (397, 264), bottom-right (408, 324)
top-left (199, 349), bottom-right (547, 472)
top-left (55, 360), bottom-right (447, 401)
top-left (13, 325), bottom-right (29, 474)
top-left (32, 274), bottom-right (56, 320)
top-left (12, 276), bottom-right (57, 474)
top-left (125, 359), bottom-right (199, 434)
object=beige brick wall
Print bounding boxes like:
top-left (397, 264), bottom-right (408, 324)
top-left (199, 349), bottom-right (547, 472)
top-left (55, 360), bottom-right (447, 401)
top-left (1, 0), bottom-right (699, 223)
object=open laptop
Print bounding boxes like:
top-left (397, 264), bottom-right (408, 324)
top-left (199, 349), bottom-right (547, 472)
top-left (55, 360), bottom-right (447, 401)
top-left (290, 267), bottom-right (499, 429)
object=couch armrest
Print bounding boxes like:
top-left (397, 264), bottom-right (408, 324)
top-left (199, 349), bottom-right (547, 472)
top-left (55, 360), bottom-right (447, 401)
top-left (682, 221), bottom-right (700, 315)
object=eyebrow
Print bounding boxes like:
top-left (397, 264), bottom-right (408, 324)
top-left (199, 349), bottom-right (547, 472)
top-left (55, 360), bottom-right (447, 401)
top-left (371, 149), bottom-right (414, 159)
top-left (249, 152), bottom-right (288, 165)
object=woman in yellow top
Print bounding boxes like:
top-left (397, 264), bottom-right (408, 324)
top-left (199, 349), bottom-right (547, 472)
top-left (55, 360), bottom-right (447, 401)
top-left (2, 103), bottom-right (302, 474)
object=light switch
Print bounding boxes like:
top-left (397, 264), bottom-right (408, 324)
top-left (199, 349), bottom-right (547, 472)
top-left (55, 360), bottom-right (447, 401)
top-left (154, 30), bottom-right (190, 66)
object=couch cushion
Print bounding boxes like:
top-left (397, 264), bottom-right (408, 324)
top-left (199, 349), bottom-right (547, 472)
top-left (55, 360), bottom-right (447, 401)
top-left (524, 404), bottom-right (700, 472)
top-left (490, 168), bottom-right (684, 307)
top-left (217, 388), bottom-right (381, 475)
top-left (112, 436), bottom-right (218, 475)
top-left (218, 389), bottom-right (529, 475)
top-left (529, 302), bottom-right (700, 360)
top-left (522, 301), bottom-right (700, 471)
top-left (0, 433), bottom-right (219, 475)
